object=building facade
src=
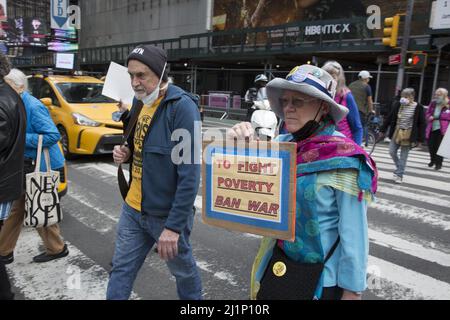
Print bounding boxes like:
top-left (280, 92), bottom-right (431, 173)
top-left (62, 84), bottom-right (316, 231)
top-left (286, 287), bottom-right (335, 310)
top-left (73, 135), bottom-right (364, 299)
top-left (9, 0), bottom-right (450, 108)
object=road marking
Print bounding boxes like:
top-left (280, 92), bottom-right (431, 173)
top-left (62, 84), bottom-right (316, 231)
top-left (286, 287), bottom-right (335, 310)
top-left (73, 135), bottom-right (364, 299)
top-left (196, 260), bottom-right (238, 287)
top-left (374, 160), bottom-right (450, 179)
top-left (376, 170), bottom-right (450, 191)
top-left (377, 182), bottom-right (450, 207)
top-left (6, 229), bottom-right (140, 300)
top-left (367, 256), bottom-right (450, 300)
top-left (369, 229), bottom-right (450, 267)
top-left (371, 197), bottom-right (450, 230)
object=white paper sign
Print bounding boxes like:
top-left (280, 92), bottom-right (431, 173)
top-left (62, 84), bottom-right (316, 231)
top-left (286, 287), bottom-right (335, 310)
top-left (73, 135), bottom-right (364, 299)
top-left (437, 128), bottom-right (450, 158)
top-left (102, 62), bottom-right (135, 105)
top-left (55, 53), bottom-right (74, 70)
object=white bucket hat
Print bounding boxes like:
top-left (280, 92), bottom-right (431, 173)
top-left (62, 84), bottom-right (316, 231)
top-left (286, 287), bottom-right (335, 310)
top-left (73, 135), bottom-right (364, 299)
top-left (266, 65), bottom-right (348, 123)
top-left (251, 110), bottom-right (278, 138)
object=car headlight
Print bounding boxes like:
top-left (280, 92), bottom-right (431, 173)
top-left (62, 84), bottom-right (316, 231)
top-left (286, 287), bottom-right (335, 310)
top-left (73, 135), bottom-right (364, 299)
top-left (72, 113), bottom-right (101, 127)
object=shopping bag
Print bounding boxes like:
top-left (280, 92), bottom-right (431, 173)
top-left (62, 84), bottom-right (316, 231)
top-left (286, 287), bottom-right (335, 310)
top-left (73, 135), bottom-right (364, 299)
top-left (24, 135), bottom-right (62, 228)
top-left (437, 128), bottom-right (450, 159)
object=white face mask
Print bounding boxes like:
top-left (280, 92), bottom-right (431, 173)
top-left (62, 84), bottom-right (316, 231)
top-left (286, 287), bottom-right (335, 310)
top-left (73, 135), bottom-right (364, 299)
top-left (139, 62), bottom-right (167, 106)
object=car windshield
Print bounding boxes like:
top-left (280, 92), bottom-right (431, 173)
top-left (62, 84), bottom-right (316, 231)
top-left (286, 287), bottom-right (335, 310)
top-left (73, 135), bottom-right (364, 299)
top-left (55, 83), bottom-right (115, 104)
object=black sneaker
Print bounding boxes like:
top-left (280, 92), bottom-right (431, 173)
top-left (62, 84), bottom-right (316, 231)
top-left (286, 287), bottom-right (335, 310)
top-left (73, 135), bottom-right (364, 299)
top-left (33, 244), bottom-right (69, 263)
top-left (428, 162), bottom-right (435, 168)
top-left (435, 164), bottom-right (442, 171)
top-left (0, 252), bottom-right (14, 265)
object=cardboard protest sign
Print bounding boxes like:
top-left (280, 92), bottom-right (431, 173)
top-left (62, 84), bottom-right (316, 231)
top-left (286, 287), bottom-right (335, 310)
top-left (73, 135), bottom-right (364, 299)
top-left (202, 140), bottom-right (297, 242)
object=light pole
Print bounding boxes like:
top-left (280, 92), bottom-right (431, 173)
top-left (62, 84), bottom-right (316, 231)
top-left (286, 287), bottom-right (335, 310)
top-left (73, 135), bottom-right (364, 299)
top-left (395, 0), bottom-right (415, 95)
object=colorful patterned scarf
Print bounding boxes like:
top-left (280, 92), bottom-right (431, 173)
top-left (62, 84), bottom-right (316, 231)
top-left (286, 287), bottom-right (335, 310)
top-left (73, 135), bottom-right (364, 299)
top-left (295, 125), bottom-right (378, 199)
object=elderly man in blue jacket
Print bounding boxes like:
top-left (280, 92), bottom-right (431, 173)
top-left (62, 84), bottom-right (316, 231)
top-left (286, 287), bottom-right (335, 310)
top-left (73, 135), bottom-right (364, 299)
top-left (107, 45), bottom-right (202, 300)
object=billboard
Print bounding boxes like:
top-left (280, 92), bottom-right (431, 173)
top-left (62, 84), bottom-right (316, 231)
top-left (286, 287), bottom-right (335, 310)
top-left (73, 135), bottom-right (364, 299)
top-left (212, 0), bottom-right (432, 39)
top-left (430, 0), bottom-right (450, 31)
top-left (5, 17), bottom-right (49, 47)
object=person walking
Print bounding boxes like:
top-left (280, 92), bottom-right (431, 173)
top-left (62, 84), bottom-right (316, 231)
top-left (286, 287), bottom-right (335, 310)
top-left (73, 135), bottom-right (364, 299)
top-left (0, 54), bottom-right (26, 300)
top-left (107, 45), bottom-right (202, 300)
top-left (245, 74), bottom-right (269, 121)
top-left (322, 61), bottom-right (363, 145)
top-left (380, 88), bottom-right (426, 184)
top-left (426, 88), bottom-right (450, 171)
top-left (349, 70), bottom-right (374, 146)
top-left (0, 68), bottom-right (69, 264)
top-left (228, 65), bottom-right (377, 300)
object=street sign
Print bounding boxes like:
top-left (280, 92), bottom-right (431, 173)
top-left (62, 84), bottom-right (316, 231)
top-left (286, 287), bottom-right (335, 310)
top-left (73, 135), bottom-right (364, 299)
top-left (51, 0), bottom-right (69, 30)
top-left (389, 53), bottom-right (402, 65)
top-left (51, 0), bottom-right (81, 30)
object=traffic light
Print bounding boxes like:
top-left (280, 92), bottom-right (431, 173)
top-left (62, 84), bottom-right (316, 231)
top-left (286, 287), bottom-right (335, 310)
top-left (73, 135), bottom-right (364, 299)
top-left (406, 52), bottom-right (427, 69)
top-left (382, 15), bottom-right (401, 47)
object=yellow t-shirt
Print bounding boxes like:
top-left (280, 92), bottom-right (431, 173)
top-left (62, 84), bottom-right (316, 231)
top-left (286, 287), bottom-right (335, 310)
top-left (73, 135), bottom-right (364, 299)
top-left (126, 97), bottom-right (163, 211)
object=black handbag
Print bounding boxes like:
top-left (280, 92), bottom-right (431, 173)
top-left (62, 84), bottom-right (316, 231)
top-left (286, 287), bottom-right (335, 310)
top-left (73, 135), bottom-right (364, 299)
top-left (257, 237), bottom-right (340, 300)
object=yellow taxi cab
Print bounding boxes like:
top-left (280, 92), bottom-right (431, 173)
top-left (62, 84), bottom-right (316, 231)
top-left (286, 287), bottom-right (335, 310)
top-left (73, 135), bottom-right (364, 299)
top-left (57, 141), bottom-right (68, 198)
top-left (28, 73), bottom-right (124, 158)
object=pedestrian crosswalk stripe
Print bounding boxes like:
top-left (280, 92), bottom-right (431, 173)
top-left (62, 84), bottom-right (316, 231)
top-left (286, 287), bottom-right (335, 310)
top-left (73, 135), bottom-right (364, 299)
top-left (371, 197), bottom-right (450, 230)
top-left (372, 149), bottom-right (449, 168)
top-left (368, 229), bottom-right (450, 267)
top-left (367, 256), bottom-right (450, 300)
top-left (374, 160), bottom-right (450, 179)
top-left (6, 229), bottom-right (140, 300)
top-left (376, 170), bottom-right (450, 192)
top-left (377, 182), bottom-right (450, 208)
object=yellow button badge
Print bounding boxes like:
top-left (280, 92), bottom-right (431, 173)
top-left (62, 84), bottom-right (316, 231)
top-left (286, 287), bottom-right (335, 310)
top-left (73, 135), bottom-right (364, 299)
top-left (273, 262), bottom-right (287, 277)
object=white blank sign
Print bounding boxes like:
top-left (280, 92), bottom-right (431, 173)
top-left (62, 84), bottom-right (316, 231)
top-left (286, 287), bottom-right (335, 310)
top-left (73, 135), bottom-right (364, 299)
top-left (102, 62), bottom-right (135, 105)
top-left (55, 53), bottom-right (75, 70)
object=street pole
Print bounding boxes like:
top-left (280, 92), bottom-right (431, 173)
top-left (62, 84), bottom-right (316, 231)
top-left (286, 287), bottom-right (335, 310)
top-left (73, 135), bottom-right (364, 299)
top-left (375, 62), bottom-right (382, 103)
top-left (432, 46), bottom-right (443, 95)
top-left (395, 0), bottom-right (415, 96)
top-left (418, 65), bottom-right (425, 105)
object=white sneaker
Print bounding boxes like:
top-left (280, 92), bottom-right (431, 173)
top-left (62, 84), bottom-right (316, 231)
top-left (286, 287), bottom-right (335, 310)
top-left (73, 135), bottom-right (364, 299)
top-left (393, 174), bottom-right (403, 184)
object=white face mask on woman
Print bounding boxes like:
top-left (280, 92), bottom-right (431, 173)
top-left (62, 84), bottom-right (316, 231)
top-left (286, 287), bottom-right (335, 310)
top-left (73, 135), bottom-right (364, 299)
top-left (436, 96), bottom-right (446, 105)
top-left (139, 62), bottom-right (167, 106)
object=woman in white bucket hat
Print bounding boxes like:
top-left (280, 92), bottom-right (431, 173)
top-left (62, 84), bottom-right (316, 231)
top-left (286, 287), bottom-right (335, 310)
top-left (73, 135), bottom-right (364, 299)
top-left (228, 65), bottom-right (378, 300)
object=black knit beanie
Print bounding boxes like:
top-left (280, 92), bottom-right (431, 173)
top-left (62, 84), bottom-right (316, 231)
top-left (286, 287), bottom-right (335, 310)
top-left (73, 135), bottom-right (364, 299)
top-left (127, 45), bottom-right (168, 82)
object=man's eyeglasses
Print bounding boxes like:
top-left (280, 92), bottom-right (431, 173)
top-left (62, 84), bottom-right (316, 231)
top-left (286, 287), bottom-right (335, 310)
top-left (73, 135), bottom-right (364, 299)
top-left (279, 97), bottom-right (317, 109)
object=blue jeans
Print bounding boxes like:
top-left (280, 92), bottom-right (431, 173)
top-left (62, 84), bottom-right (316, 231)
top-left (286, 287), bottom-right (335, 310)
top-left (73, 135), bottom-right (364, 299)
top-left (389, 140), bottom-right (411, 178)
top-left (359, 112), bottom-right (369, 146)
top-left (106, 204), bottom-right (203, 300)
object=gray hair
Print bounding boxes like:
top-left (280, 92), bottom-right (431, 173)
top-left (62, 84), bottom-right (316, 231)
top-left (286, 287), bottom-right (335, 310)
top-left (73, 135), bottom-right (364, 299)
top-left (322, 60), bottom-right (347, 95)
top-left (436, 88), bottom-right (449, 97)
top-left (0, 53), bottom-right (11, 79)
top-left (5, 68), bottom-right (29, 92)
top-left (401, 88), bottom-right (415, 99)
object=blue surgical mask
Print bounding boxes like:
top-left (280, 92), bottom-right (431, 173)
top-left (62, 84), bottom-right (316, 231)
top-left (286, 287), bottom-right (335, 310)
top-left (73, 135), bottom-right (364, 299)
top-left (400, 98), bottom-right (409, 106)
top-left (139, 62), bottom-right (167, 107)
top-left (436, 97), bottom-right (445, 105)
